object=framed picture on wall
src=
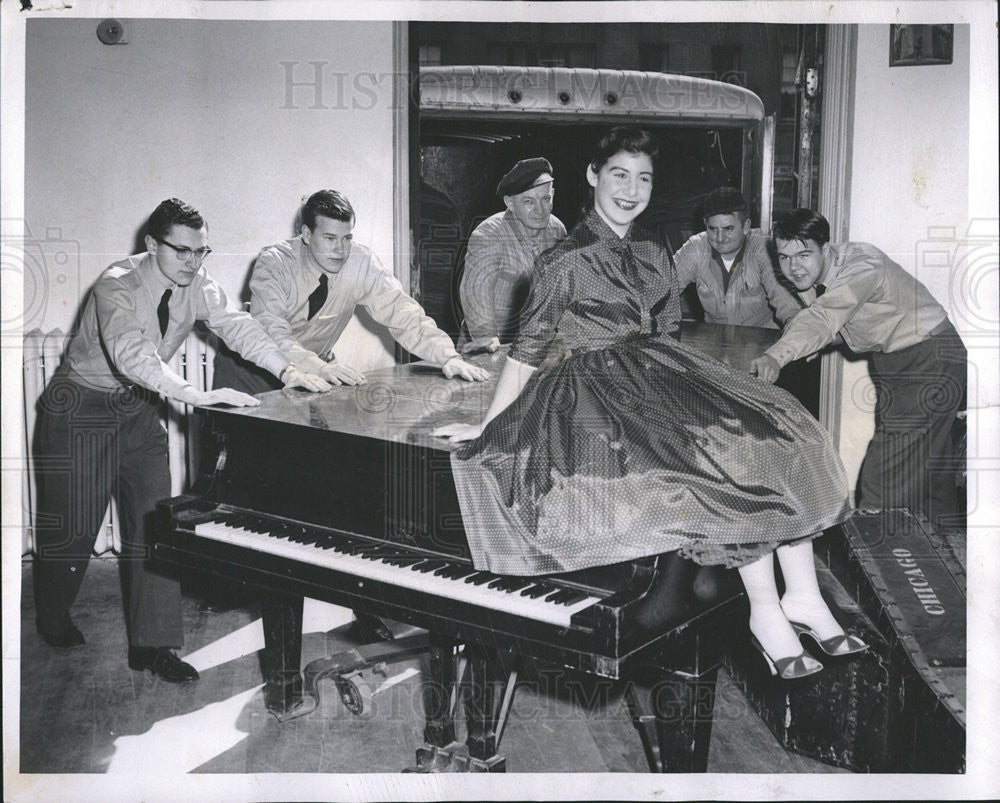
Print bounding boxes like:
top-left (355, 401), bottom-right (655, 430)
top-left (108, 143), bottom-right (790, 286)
top-left (890, 24), bottom-right (954, 66)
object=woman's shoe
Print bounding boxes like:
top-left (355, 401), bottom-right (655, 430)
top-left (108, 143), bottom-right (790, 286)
top-left (787, 621), bottom-right (869, 657)
top-left (749, 634), bottom-right (824, 680)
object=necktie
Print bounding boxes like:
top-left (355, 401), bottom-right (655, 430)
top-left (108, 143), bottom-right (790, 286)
top-left (157, 288), bottom-right (172, 336)
top-left (307, 273), bottom-right (328, 320)
top-left (815, 283), bottom-right (827, 297)
top-left (621, 243), bottom-right (640, 285)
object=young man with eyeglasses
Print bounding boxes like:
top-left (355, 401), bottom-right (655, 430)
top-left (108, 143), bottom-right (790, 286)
top-left (31, 198), bottom-right (330, 682)
top-left (750, 208), bottom-right (967, 532)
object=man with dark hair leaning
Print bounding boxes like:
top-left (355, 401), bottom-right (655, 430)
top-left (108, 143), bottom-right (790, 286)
top-left (211, 189), bottom-right (487, 710)
top-left (674, 186), bottom-right (801, 328)
top-left (750, 208), bottom-right (967, 531)
top-left (32, 198), bottom-right (330, 682)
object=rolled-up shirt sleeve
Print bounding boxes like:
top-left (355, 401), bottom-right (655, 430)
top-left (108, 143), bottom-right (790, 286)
top-left (199, 275), bottom-right (289, 378)
top-left (95, 281), bottom-right (194, 398)
top-left (357, 253), bottom-right (459, 365)
top-left (460, 229), bottom-right (503, 340)
top-left (765, 266), bottom-right (880, 366)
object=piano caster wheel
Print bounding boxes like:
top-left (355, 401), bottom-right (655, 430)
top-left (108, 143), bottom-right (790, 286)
top-left (336, 672), bottom-right (375, 719)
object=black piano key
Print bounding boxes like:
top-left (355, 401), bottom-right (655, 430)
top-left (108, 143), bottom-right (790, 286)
top-left (464, 572), bottom-right (494, 585)
top-left (488, 577), bottom-right (529, 593)
top-left (383, 556), bottom-right (423, 568)
top-left (520, 583), bottom-right (556, 599)
top-left (437, 564), bottom-right (474, 580)
top-left (543, 589), bottom-right (571, 604)
top-left (556, 589), bottom-right (590, 606)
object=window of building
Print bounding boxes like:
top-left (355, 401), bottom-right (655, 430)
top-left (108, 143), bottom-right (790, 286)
top-left (711, 45), bottom-right (744, 86)
top-left (639, 43), bottom-right (671, 73)
top-left (537, 43), bottom-right (597, 68)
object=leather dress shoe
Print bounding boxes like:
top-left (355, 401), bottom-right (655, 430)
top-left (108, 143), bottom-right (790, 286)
top-left (128, 646), bottom-right (199, 683)
top-left (36, 618), bottom-right (86, 648)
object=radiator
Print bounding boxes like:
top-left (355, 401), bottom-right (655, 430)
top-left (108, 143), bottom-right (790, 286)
top-left (21, 329), bottom-right (216, 555)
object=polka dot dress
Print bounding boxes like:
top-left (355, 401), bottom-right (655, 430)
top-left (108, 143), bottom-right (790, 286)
top-left (451, 211), bottom-right (852, 576)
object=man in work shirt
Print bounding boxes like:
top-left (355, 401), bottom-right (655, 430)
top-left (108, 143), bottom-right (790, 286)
top-left (458, 157), bottom-right (566, 352)
top-left (32, 198), bottom-right (329, 682)
top-left (213, 189), bottom-right (487, 391)
top-left (750, 208), bottom-right (966, 530)
top-left (675, 187), bottom-right (801, 329)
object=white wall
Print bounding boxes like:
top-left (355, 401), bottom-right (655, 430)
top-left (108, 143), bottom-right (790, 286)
top-left (835, 24), bottom-right (976, 495)
top-left (25, 18), bottom-right (398, 370)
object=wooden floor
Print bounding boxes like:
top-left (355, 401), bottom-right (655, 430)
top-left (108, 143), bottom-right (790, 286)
top-left (16, 559), bottom-right (845, 777)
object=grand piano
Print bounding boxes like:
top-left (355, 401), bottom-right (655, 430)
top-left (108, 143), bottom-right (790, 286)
top-left (154, 322), bottom-right (810, 772)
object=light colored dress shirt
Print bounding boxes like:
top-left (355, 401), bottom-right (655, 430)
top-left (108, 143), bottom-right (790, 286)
top-left (764, 241), bottom-right (950, 367)
top-left (460, 210), bottom-right (567, 341)
top-left (249, 236), bottom-right (459, 368)
top-left (674, 229), bottom-right (801, 328)
top-left (64, 253), bottom-right (288, 397)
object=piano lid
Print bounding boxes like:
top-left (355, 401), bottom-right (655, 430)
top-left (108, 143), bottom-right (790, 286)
top-left (210, 322), bottom-right (781, 447)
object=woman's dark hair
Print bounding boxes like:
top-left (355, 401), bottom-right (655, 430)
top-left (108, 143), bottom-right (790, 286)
top-left (773, 208), bottom-right (831, 246)
top-left (302, 189), bottom-right (355, 231)
top-left (147, 198), bottom-right (206, 240)
top-left (589, 126), bottom-right (659, 174)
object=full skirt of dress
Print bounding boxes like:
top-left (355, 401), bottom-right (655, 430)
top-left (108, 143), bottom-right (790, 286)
top-left (451, 334), bottom-right (852, 575)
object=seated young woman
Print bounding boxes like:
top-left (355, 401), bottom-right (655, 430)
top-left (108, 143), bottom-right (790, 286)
top-left (433, 126), bottom-right (866, 680)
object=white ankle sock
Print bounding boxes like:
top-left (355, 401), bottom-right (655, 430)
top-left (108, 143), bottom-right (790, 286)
top-left (748, 604), bottom-right (804, 661)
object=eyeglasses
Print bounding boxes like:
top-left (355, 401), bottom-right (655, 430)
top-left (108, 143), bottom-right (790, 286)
top-left (155, 237), bottom-right (213, 262)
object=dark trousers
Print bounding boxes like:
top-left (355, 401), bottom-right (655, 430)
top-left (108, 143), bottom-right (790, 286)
top-left (32, 373), bottom-right (183, 647)
top-left (857, 322), bottom-right (967, 530)
top-left (212, 342), bottom-right (282, 396)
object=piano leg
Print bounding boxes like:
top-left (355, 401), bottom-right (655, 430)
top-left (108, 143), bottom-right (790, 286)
top-left (411, 637), bottom-right (513, 772)
top-left (423, 631), bottom-right (458, 747)
top-left (260, 593), bottom-right (306, 719)
top-left (625, 666), bottom-right (719, 772)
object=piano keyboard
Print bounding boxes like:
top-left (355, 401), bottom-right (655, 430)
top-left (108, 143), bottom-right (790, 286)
top-left (192, 513), bottom-right (603, 628)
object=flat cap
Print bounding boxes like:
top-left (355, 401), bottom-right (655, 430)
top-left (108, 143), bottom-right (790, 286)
top-left (497, 157), bottom-right (554, 198)
top-left (702, 186), bottom-right (749, 219)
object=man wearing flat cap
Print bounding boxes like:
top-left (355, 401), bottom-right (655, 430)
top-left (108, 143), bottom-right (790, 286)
top-left (459, 157), bottom-right (566, 351)
top-left (674, 186), bottom-right (800, 329)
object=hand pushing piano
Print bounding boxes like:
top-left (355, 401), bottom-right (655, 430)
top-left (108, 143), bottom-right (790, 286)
top-left (155, 322), bottom-right (809, 772)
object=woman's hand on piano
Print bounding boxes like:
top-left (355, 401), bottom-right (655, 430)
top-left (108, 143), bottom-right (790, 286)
top-left (432, 421), bottom-right (486, 442)
top-left (442, 356), bottom-right (490, 382)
